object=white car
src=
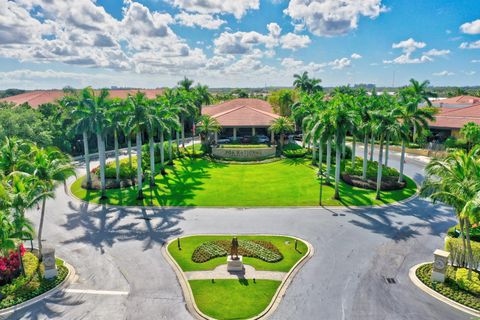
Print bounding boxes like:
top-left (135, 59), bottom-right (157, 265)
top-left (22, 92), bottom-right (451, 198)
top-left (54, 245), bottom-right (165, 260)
top-left (256, 135), bottom-right (270, 143)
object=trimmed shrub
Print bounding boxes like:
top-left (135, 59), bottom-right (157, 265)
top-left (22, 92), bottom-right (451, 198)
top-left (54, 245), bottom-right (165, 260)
top-left (218, 144), bottom-right (269, 149)
top-left (445, 237), bottom-right (480, 269)
top-left (456, 268), bottom-right (480, 295)
top-left (283, 143), bottom-right (307, 158)
top-left (103, 157), bottom-right (137, 179)
top-left (343, 157), bottom-right (399, 180)
top-left (191, 240), bottom-right (283, 263)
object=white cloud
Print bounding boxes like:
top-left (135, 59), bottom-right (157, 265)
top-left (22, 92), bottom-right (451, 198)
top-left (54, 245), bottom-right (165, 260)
top-left (464, 71), bottom-right (476, 76)
top-left (280, 33), bottom-right (311, 50)
top-left (472, 59), bottom-right (480, 63)
top-left (433, 70), bottom-right (454, 76)
top-left (167, 0), bottom-right (259, 19)
top-left (460, 40), bottom-right (480, 49)
top-left (329, 57), bottom-right (351, 69)
top-left (424, 49), bottom-right (450, 56)
top-left (460, 19), bottom-right (480, 35)
top-left (175, 12), bottom-right (226, 29)
top-left (351, 53), bottom-right (362, 59)
top-left (284, 0), bottom-right (386, 36)
top-left (392, 38), bottom-right (426, 53)
top-left (281, 58), bottom-right (325, 73)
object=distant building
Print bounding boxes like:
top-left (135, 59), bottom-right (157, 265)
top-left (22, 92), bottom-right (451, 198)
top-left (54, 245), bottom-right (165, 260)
top-left (202, 98), bottom-right (280, 142)
top-left (0, 89), bottom-right (164, 108)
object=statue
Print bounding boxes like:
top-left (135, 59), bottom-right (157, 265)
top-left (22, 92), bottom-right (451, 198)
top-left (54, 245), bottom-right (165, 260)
top-left (230, 237), bottom-right (239, 260)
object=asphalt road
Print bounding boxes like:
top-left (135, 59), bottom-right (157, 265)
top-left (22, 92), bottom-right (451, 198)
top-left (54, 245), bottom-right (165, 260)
top-left (3, 144), bottom-right (469, 320)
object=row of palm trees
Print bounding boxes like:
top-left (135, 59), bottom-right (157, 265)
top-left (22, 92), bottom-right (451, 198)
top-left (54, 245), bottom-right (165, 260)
top-left (65, 78), bottom-right (213, 200)
top-left (0, 137), bottom-right (74, 260)
top-left (292, 78), bottom-right (436, 200)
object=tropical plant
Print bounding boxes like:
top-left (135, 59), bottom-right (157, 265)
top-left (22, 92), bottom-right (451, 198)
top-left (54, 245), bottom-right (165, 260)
top-left (293, 71), bottom-right (322, 94)
top-left (268, 89), bottom-right (297, 116)
top-left (268, 117), bottom-right (294, 152)
top-left (178, 76), bottom-right (194, 92)
top-left (460, 122), bottom-right (480, 151)
top-left (196, 115), bottom-right (221, 153)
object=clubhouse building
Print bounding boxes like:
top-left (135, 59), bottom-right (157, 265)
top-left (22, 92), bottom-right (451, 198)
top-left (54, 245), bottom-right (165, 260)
top-left (202, 98), bottom-right (280, 143)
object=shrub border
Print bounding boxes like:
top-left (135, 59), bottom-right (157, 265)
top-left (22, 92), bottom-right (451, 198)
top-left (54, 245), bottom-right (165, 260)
top-left (409, 262), bottom-right (480, 317)
top-left (0, 258), bottom-right (75, 316)
top-left (162, 234), bottom-right (314, 320)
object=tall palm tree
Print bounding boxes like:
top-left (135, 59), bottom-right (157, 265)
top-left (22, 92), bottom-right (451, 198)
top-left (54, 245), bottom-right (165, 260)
top-left (125, 92), bottom-right (155, 198)
top-left (19, 146), bottom-right (75, 255)
top-left (194, 84), bottom-right (212, 115)
top-left (327, 94), bottom-right (359, 200)
top-left (269, 117), bottom-right (295, 152)
top-left (407, 79), bottom-right (437, 107)
top-left (176, 89), bottom-right (197, 147)
top-left (293, 71), bottom-right (322, 94)
top-left (196, 115), bottom-right (221, 153)
top-left (292, 92), bottom-right (322, 148)
top-left (421, 147), bottom-right (480, 279)
top-left (107, 98), bottom-right (127, 183)
top-left (0, 137), bottom-right (33, 175)
top-left (357, 93), bottom-right (375, 180)
top-left (178, 77), bottom-right (194, 92)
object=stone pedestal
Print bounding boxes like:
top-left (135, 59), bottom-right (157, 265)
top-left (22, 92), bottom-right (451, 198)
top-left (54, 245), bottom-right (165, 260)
top-left (431, 249), bottom-right (450, 283)
top-left (42, 247), bottom-right (57, 279)
top-left (227, 255), bottom-right (243, 272)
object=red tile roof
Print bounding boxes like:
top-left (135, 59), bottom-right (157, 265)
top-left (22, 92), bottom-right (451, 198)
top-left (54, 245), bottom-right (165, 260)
top-left (433, 95), bottom-right (480, 106)
top-left (0, 89), bottom-right (164, 108)
top-left (429, 103), bottom-right (480, 129)
top-left (202, 98), bottom-right (279, 127)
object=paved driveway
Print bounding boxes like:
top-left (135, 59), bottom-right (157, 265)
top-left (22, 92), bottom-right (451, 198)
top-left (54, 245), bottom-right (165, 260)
top-left (3, 146), bottom-right (468, 320)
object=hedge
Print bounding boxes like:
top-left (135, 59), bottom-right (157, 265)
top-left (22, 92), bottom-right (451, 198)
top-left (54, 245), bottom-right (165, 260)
top-left (343, 157), bottom-right (399, 180)
top-left (192, 240), bottom-right (283, 263)
top-left (456, 268), bottom-right (480, 295)
top-left (283, 143), bottom-right (307, 158)
top-left (218, 144), bottom-right (270, 149)
top-left (445, 237), bottom-right (480, 269)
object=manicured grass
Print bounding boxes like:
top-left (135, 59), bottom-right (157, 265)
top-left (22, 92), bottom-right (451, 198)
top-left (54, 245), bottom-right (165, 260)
top-left (71, 158), bottom-right (417, 207)
top-left (416, 263), bottom-right (480, 311)
top-left (168, 235), bottom-right (307, 272)
top-left (189, 279), bottom-right (280, 320)
top-left (0, 253), bottom-right (68, 310)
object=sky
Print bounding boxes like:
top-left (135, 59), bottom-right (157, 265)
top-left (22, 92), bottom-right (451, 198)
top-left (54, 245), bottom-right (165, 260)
top-left (0, 0), bottom-right (479, 89)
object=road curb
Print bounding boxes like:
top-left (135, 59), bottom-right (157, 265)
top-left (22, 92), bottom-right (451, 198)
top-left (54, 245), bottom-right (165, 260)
top-left (409, 262), bottom-right (480, 317)
top-left (161, 234), bottom-right (314, 320)
top-left (0, 259), bottom-right (75, 317)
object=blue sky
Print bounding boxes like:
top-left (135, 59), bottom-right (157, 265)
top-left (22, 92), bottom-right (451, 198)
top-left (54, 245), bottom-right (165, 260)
top-left (0, 0), bottom-right (479, 89)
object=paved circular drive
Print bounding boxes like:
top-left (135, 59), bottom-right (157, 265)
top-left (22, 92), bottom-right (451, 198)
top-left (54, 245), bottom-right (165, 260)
top-left (5, 147), bottom-right (467, 320)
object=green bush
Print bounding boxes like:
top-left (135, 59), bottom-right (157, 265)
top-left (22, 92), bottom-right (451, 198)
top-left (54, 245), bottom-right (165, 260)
top-left (447, 224), bottom-right (480, 242)
top-left (343, 157), bottom-right (399, 179)
top-left (283, 143), bottom-right (307, 158)
top-left (191, 240), bottom-right (283, 263)
top-left (445, 237), bottom-right (480, 269)
top-left (444, 136), bottom-right (469, 150)
top-left (456, 268), bottom-right (480, 295)
top-left (219, 144), bottom-right (269, 149)
top-left (416, 263), bottom-right (480, 311)
top-left (103, 157), bottom-right (137, 179)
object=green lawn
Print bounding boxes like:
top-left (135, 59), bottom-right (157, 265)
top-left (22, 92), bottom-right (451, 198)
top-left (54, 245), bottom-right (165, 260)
top-left (71, 158), bottom-right (417, 207)
top-left (168, 235), bottom-right (308, 272)
top-left (189, 279), bottom-right (280, 320)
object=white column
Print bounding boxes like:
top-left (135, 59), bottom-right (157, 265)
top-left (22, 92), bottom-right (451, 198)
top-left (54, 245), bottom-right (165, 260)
top-left (214, 131), bottom-right (218, 143)
top-left (271, 130), bottom-right (274, 143)
top-left (252, 127), bottom-right (256, 136)
top-left (233, 127), bottom-right (237, 140)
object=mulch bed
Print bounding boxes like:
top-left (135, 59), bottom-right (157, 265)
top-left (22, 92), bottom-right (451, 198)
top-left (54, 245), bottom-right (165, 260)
top-left (82, 174), bottom-right (138, 190)
top-left (341, 173), bottom-right (406, 191)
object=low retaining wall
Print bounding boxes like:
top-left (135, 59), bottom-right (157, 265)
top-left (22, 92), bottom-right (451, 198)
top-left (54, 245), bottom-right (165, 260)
top-left (212, 146), bottom-right (276, 160)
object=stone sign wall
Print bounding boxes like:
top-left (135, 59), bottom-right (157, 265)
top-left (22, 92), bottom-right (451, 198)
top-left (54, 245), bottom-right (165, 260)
top-left (212, 147), bottom-right (276, 160)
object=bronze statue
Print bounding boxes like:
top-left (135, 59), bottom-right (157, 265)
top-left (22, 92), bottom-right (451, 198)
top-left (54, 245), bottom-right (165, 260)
top-left (230, 237), bottom-right (239, 260)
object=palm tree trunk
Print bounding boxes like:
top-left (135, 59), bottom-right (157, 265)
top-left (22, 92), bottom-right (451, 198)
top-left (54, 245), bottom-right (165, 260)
top-left (384, 137), bottom-right (390, 167)
top-left (459, 218), bottom-right (467, 267)
top-left (326, 138), bottom-right (332, 184)
top-left (280, 134), bottom-right (285, 152)
top-left (149, 136), bottom-right (155, 186)
top-left (160, 130), bottom-right (165, 164)
top-left (114, 130), bottom-right (120, 183)
top-left (351, 135), bottom-right (356, 164)
top-left (466, 219), bottom-right (474, 280)
top-left (334, 135), bottom-right (342, 200)
top-left (342, 138), bottom-right (346, 160)
top-left (96, 133), bottom-right (106, 199)
top-left (398, 140), bottom-right (406, 183)
top-left (181, 117), bottom-right (186, 147)
top-left (370, 132), bottom-right (375, 162)
top-left (127, 133), bottom-right (132, 171)
top-left (37, 197), bottom-right (46, 257)
top-left (168, 130), bottom-right (173, 163)
top-left (375, 137), bottom-right (384, 200)
top-left (136, 131), bottom-right (143, 199)
top-left (83, 131), bottom-right (91, 188)
top-left (312, 141), bottom-right (316, 165)
top-left (362, 133), bottom-right (368, 181)
top-left (318, 138), bottom-right (323, 169)
top-left (176, 130), bottom-right (180, 153)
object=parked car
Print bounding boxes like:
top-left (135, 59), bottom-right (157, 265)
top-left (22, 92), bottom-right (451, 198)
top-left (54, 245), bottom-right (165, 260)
top-left (255, 135), bottom-right (270, 143)
top-left (217, 138), bottom-right (230, 144)
top-left (241, 136), bottom-right (252, 143)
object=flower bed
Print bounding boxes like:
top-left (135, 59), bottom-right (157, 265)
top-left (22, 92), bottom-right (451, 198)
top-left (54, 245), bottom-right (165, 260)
top-left (416, 263), bottom-right (480, 311)
top-left (192, 240), bottom-right (283, 263)
top-left (0, 245), bottom-right (26, 286)
top-left (0, 252), bottom-right (68, 310)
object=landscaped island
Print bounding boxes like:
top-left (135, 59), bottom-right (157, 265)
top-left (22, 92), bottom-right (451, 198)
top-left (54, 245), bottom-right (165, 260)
top-left (71, 156), bottom-right (417, 207)
top-left (165, 235), bottom-right (310, 320)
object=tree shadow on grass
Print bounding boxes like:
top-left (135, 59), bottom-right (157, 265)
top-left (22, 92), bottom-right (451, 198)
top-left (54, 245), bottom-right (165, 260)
top-left (61, 201), bottom-right (186, 253)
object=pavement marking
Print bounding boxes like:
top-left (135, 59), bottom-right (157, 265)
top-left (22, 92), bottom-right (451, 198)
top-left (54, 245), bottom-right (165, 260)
top-left (64, 289), bottom-right (129, 296)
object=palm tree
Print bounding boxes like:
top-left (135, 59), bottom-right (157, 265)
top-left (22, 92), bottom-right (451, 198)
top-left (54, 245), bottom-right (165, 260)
top-left (196, 115), bottom-right (221, 153)
top-left (421, 147), bottom-right (480, 279)
top-left (194, 84), bottom-right (212, 115)
top-left (178, 77), bottom-right (194, 92)
top-left (0, 137), bottom-right (33, 175)
top-left (293, 71), bottom-right (322, 94)
top-left (460, 122), bottom-right (480, 151)
top-left (107, 99), bottom-right (126, 183)
top-left (19, 146), bottom-right (75, 255)
top-left (269, 117), bottom-right (295, 152)
top-left (357, 93), bottom-right (375, 180)
top-left (408, 79), bottom-right (437, 107)
top-left (327, 94), bottom-right (359, 200)
top-left (154, 96), bottom-right (179, 177)
top-left (125, 92), bottom-right (155, 198)
top-left (292, 92), bottom-right (322, 148)
top-left (176, 89), bottom-right (197, 147)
